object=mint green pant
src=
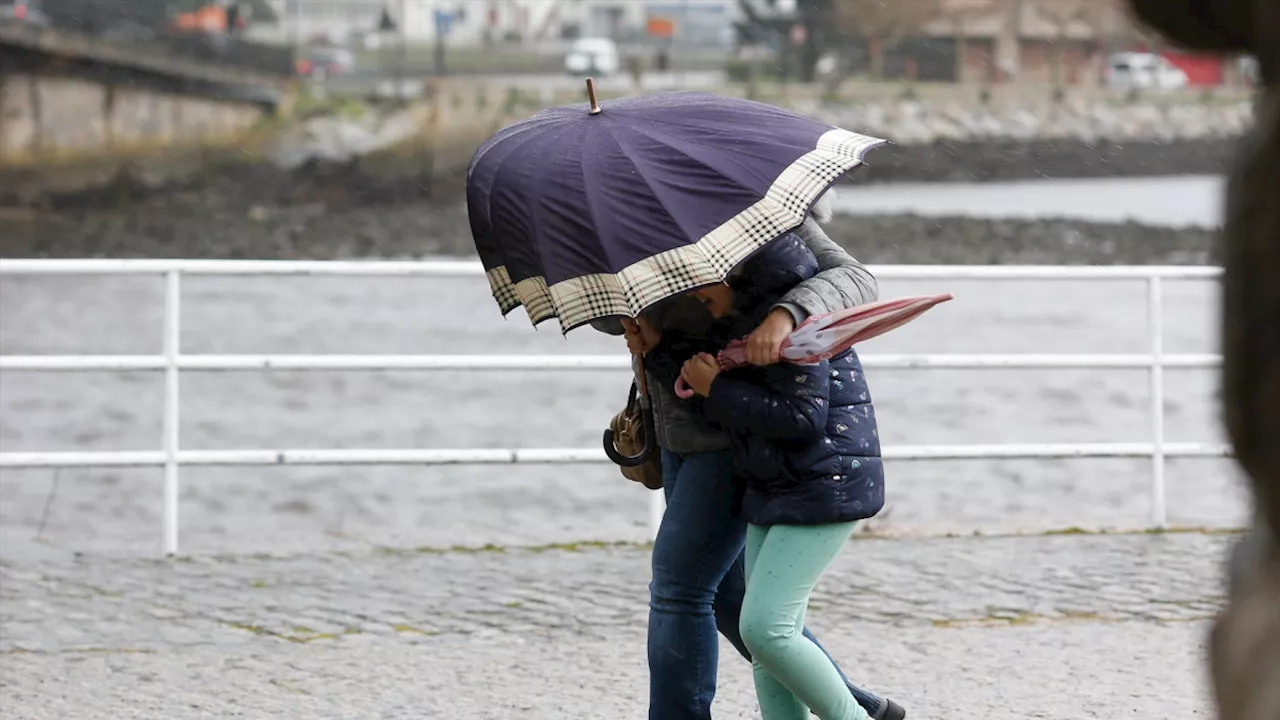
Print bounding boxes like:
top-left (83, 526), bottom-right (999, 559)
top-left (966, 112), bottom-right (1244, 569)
top-left (741, 522), bottom-right (869, 720)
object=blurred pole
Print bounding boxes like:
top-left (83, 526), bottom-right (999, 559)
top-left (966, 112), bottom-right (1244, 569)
top-left (680, 0), bottom-right (688, 89)
top-left (398, 0), bottom-right (407, 99)
top-left (434, 9), bottom-right (447, 76)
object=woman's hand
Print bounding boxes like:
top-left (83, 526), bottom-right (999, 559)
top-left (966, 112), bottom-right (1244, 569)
top-left (621, 317), bottom-right (661, 356)
top-left (745, 308), bottom-right (797, 366)
top-left (680, 353), bottom-right (721, 397)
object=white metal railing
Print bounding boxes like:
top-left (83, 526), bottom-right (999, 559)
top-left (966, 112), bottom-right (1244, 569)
top-left (0, 259), bottom-right (1230, 555)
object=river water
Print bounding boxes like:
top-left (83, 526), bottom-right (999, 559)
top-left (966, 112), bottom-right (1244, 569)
top-left (835, 175), bottom-right (1225, 228)
top-left (0, 177), bottom-right (1247, 559)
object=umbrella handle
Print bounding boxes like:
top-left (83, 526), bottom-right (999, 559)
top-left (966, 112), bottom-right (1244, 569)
top-left (602, 425), bottom-right (653, 466)
top-left (604, 352), bottom-right (656, 466)
top-left (602, 405), bottom-right (656, 466)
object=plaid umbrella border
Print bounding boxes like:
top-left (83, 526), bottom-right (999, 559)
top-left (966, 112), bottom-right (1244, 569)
top-left (487, 128), bottom-right (887, 332)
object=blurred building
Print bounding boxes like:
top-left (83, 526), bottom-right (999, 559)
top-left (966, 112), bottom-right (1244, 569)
top-left (834, 0), bottom-right (1235, 86)
top-left (918, 0), bottom-right (1134, 84)
top-left (259, 1), bottom-right (736, 49)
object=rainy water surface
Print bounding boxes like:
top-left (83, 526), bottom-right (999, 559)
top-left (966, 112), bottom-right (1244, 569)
top-left (0, 179), bottom-right (1246, 559)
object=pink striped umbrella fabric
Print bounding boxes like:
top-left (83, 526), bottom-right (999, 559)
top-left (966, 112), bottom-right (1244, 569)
top-left (674, 293), bottom-right (954, 399)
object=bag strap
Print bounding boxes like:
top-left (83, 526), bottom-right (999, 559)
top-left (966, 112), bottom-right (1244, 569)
top-left (624, 354), bottom-right (653, 415)
top-left (625, 380), bottom-right (639, 413)
top-left (635, 354), bottom-right (650, 397)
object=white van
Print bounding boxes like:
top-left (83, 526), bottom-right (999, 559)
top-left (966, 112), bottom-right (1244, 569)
top-left (564, 37), bottom-right (620, 77)
top-left (1104, 52), bottom-right (1189, 91)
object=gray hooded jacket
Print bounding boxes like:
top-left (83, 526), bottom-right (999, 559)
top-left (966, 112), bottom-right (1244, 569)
top-left (592, 207), bottom-right (879, 455)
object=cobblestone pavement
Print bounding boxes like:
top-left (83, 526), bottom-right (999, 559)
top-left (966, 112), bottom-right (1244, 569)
top-left (0, 532), bottom-right (1228, 719)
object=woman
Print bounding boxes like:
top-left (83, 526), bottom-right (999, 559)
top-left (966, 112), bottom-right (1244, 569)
top-left (594, 200), bottom-right (907, 720)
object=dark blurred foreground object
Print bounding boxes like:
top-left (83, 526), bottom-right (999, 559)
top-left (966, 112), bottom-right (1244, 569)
top-left (1124, 2), bottom-right (1280, 719)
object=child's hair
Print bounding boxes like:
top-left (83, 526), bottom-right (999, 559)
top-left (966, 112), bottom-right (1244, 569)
top-left (641, 294), bottom-right (714, 336)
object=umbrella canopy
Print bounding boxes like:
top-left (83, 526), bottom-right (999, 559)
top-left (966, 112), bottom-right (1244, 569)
top-left (674, 294), bottom-right (954, 399)
top-left (467, 87), bottom-right (887, 332)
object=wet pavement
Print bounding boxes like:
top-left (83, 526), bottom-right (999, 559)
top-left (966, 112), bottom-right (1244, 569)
top-left (0, 531), bottom-right (1226, 718)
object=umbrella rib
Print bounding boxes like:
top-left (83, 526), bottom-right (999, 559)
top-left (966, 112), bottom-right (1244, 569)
top-left (617, 121), bottom-right (782, 198)
top-left (597, 122), bottom-right (709, 257)
top-left (468, 114), bottom-right (565, 177)
top-left (575, 128), bottom-right (617, 284)
top-left (483, 121), bottom-right (572, 247)
top-left (627, 123), bottom-right (818, 168)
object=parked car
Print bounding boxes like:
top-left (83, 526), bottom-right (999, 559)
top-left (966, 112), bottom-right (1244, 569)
top-left (296, 46), bottom-right (356, 80)
top-left (1239, 56), bottom-right (1260, 86)
top-left (1104, 52), bottom-right (1189, 91)
top-left (0, 0), bottom-right (49, 26)
top-left (97, 16), bottom-right (158, 42)
top-left (564, 37), bottom-right (620, 77)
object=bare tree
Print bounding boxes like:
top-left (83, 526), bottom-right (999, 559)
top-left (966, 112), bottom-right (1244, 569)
top-left (831, 0), bottom-right (945, 82)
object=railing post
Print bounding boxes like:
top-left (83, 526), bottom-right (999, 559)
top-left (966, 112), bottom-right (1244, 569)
top-left (648, 490), bottom-right (665, 541)
top-left (163, 271), bottom-right (182, 555)
top-left (1148, 275), bottom-right (1167, 529)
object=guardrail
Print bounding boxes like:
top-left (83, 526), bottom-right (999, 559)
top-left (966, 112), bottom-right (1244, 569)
top-left (0, 259), bottom-right (1230, 555)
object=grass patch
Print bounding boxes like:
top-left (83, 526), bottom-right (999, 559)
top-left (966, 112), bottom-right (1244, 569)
top-left (373, 539), bottom-right (653, 556)
top-left (221, 621), bottom-right (360, 643)
top-left (392, 624), bottom-right (440, 636)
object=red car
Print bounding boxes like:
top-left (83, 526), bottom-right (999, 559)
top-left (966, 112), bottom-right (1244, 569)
top-left (296, 47), bottom-right (356, 79)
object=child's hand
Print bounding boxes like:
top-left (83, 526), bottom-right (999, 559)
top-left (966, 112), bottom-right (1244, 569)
top-left (746, 308), bottom-right (797, 366)
top-left (680, 353), bottom-right (721, 397)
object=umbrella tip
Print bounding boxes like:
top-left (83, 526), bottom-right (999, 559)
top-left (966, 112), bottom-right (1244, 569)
top-left (586, 78), bottom-right (602, 115)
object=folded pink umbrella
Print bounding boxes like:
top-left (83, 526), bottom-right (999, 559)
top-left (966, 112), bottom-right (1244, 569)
top-left (675, 293), bottom-right (954, 399)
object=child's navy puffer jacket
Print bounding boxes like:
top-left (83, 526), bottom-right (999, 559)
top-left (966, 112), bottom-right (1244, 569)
top-left (649, 235), bottom-right (886, 527)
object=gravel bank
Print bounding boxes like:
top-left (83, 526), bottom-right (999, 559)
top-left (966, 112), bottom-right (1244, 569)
top-left (851, 137), bottom-right (1236, 184)
top-left (0, 197), bottom-right (1218, 266)
top-left (808, 94), bottom-right (1255, 144)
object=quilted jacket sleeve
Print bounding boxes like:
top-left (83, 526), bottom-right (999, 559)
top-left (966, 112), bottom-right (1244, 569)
top-left (773, 216), bottom-right (879, 325)
top-left (702, 361), bottom-right (831, 442)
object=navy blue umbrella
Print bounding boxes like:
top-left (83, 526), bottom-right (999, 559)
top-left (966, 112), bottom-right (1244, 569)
top-left (467, 83), bottom-right (886, 333)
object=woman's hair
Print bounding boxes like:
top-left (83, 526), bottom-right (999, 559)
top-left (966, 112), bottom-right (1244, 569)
top-left (811, 189), bottom-right (835, 225)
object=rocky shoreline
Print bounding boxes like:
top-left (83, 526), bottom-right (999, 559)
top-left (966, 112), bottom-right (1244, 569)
top-left (1, 89), bottom-right (1254, 209)
top-left (2, 134), bottom-right (1238, 212)
top-left (809, 94), bottom-right (1255, 145)
top-left (849, 137), bottom-right (1235, 184)
top-left (1, 196), bottom-right (1217, 267)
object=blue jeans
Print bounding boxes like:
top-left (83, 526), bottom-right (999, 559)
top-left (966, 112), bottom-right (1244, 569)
top-left (648, 448), bottom-right (885, 720)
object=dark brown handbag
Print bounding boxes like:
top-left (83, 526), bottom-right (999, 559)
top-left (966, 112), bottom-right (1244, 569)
top-left (604, 359), bottom-right (663, 490)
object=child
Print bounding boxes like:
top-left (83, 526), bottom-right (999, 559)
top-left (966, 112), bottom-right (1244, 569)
top-left (647, 235), bottom-right (885, 720)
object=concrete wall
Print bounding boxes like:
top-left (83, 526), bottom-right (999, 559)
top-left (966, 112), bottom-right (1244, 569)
top-left (0, 73), bottom-right (263, 165)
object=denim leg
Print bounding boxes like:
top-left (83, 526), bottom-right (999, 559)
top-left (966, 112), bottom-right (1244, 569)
top-left (713, 549), bottom-right (752, 661)
top-left (648, 449), bottom-right (747, 720)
